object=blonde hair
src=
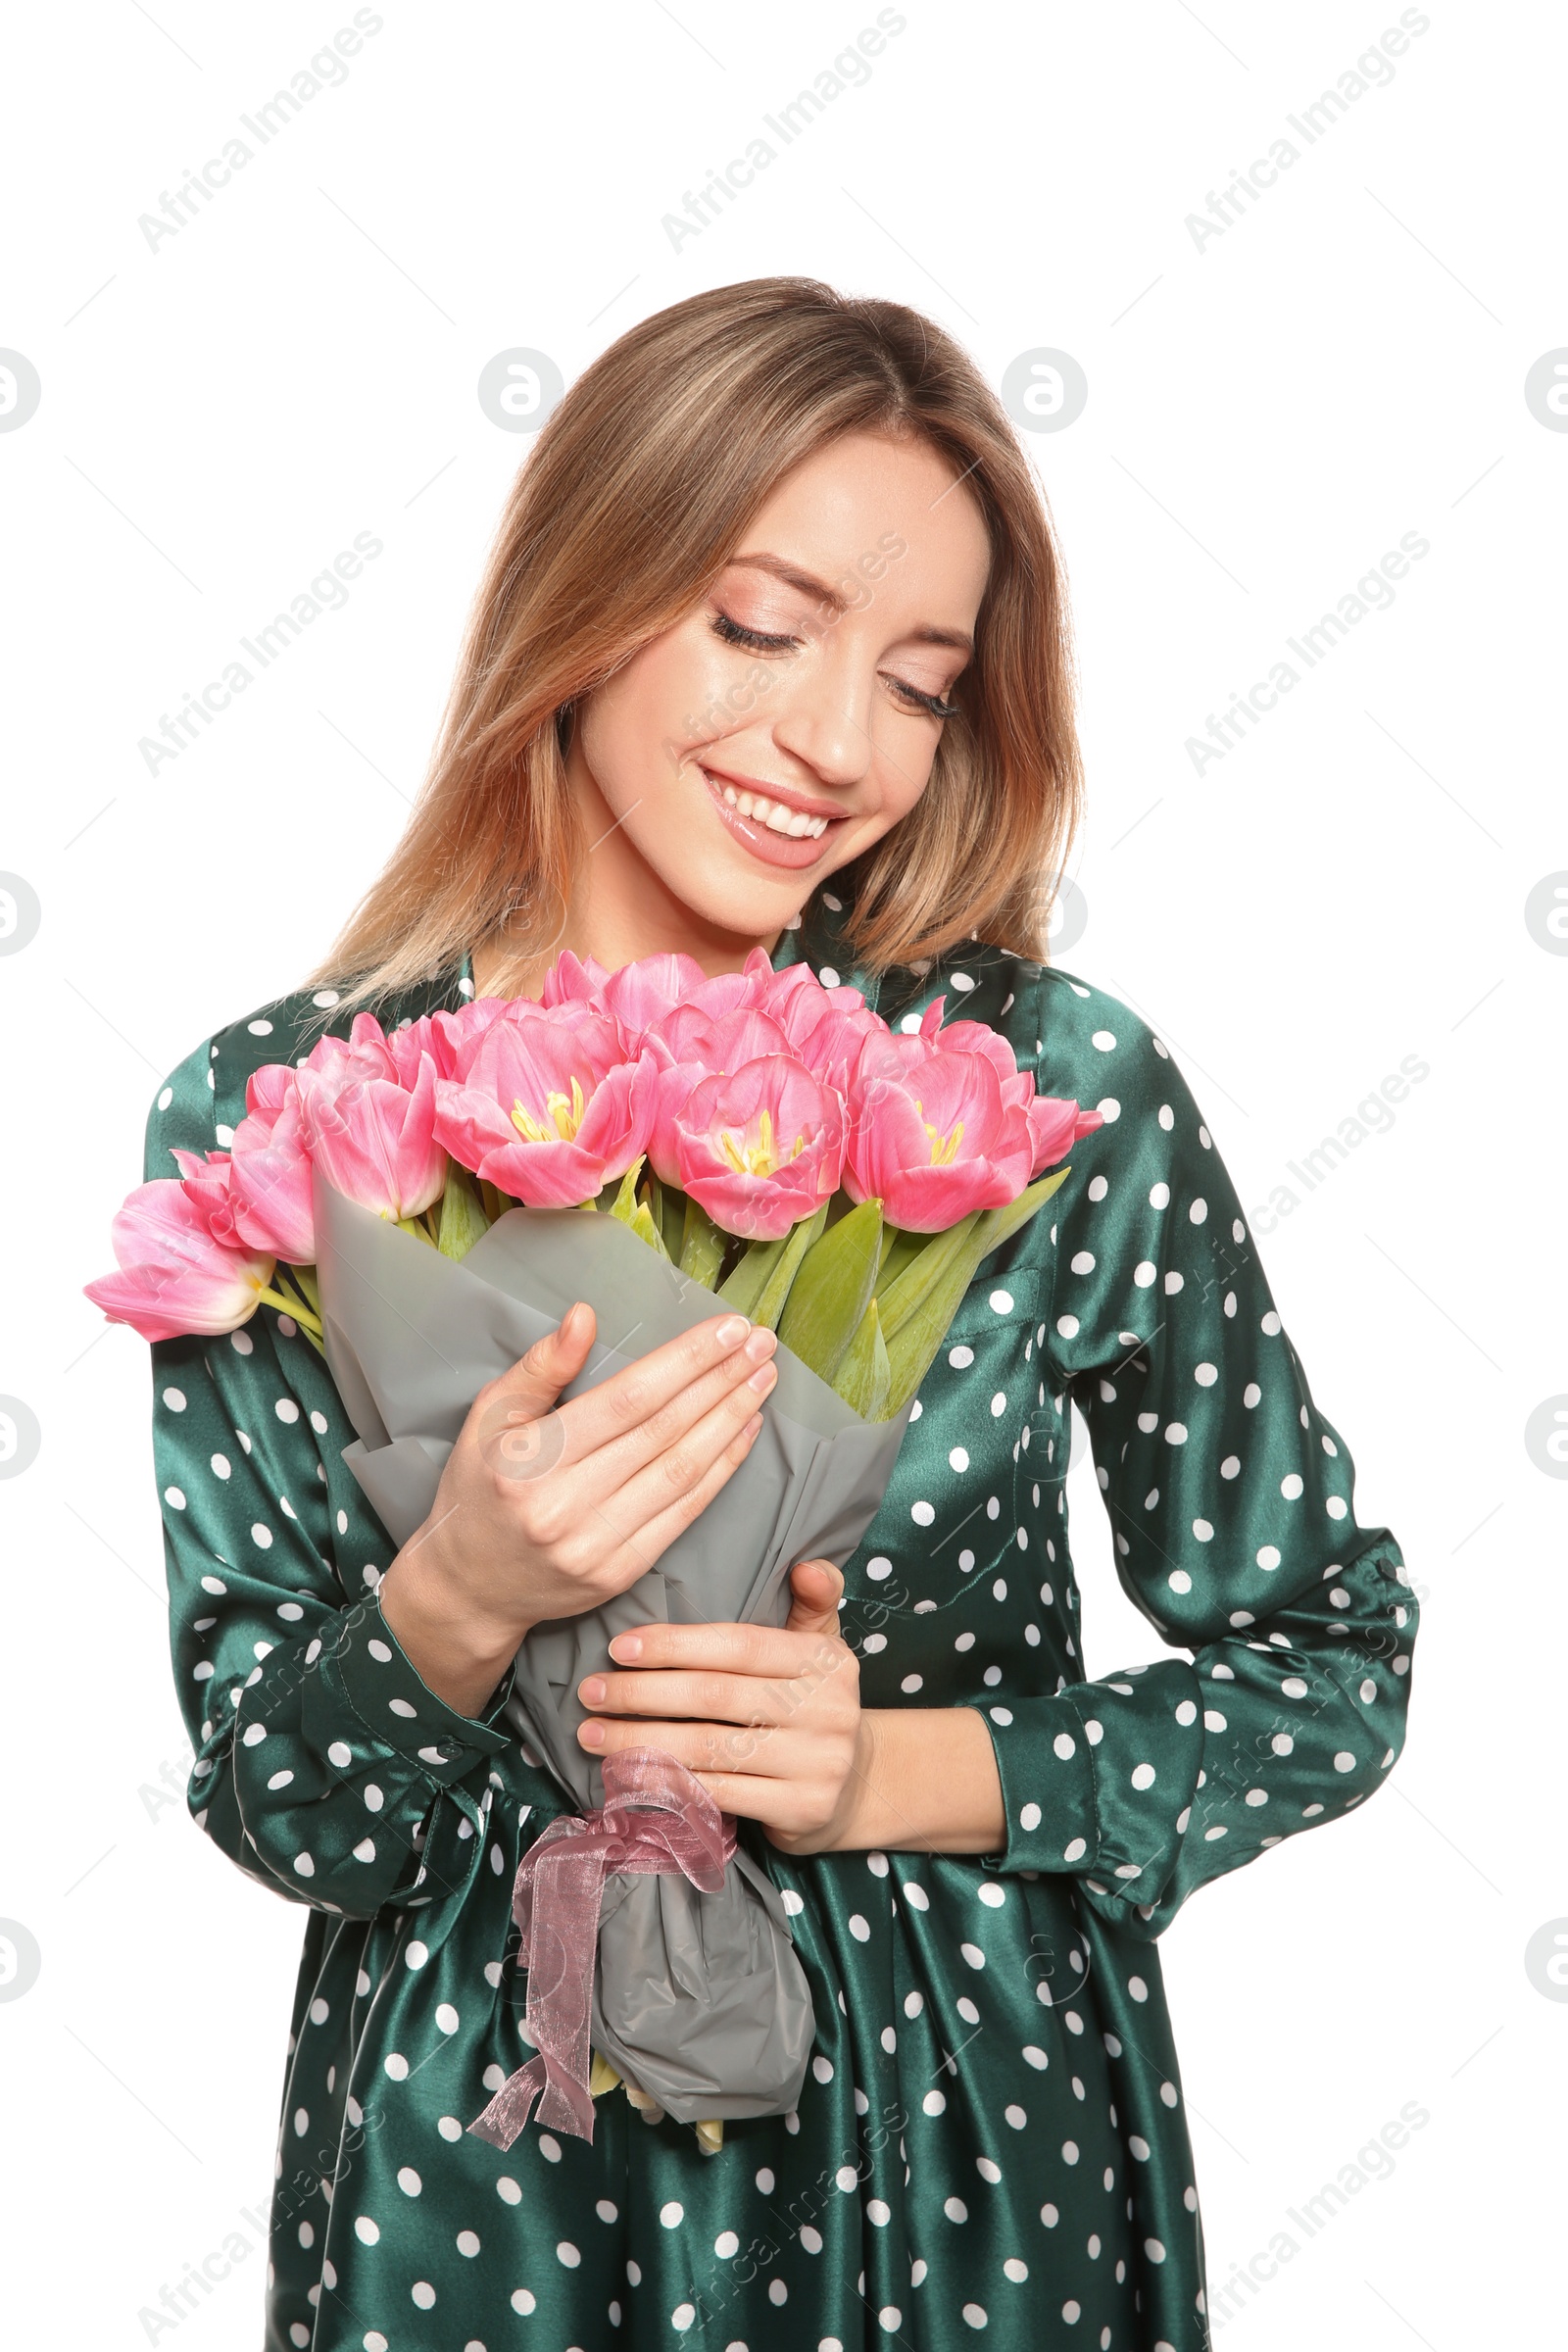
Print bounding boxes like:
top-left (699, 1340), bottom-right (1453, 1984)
top-left (314, 277), bottom-right (1083, 1003)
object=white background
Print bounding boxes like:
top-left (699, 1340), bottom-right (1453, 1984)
top-left (2, 2), bottom-right (1564, 2344)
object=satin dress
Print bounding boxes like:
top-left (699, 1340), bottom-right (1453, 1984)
top-left (144, 893), bottom-right (1415, 2350)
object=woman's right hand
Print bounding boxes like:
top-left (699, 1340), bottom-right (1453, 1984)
top-left (376, 1303), bottom-right (778, 1717)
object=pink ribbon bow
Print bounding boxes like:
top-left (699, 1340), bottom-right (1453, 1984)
top-left (466, 1747), bottom-right (738, 2147)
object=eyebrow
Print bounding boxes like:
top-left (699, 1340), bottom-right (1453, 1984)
top-left (724, 551), bottom-right (975, 656)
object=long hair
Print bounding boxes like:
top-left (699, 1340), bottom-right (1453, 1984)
top-left (313, 277), bottom-right (1083, 1003)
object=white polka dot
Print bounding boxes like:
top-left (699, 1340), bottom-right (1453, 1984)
top-left (949, 1446), bottom-right (970, 1471)
top-left (1055, 1313), bottom-right (1080, 1339)
top-left (989, 1289), bottom-right (1014, 1313)
top-left (557, 2239), bottom-right (581, 2267)
top-left (354, 2216), bottom-right (379, 2244)
top-left (910, 1500), bottom-right (935, 1526)
top-left (949, 1345), bottom-right (974, 1368)
top-left (1281, 1473), bottom-right (1303, 1499)
top-left (1189, 1200), bottom-right (1207, 1224)
top-left (1019, 1801), bottom-right (1042, 1831)
top-left (1261, 1310), bottom-right (1281, 1335)
top-left (1132, 1261), bottom-right (1155, 1288)
top-left (1130, 1762), bottom-right (1156, 1790)
top-left (1334, 1751), bottom-right (1357, 1773)
top-left (1256, 1545), bottom-right (1281, 1570)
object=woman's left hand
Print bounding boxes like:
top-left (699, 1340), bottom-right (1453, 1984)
top-left (573, 1558), bottom-right (867, 1854)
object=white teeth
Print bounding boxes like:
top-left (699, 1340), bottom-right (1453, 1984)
top-left (715, 778), bottom-right (829, 839)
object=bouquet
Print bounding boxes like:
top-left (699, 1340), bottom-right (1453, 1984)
top-left (89, 946), bottom-right (1101, 2148)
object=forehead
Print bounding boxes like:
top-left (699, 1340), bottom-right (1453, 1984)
top-left (733, 431), bottom-right (991, 624)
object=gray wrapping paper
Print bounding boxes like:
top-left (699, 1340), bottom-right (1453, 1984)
top-left (313, 1175), bottom-right (911, 2124)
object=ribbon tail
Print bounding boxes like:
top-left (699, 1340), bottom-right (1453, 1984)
top-left (466, 2054), bottom-right (548, 2152)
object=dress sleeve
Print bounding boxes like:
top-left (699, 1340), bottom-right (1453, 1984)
top-left (144, 1038), bottom-right (523, 1923)
top-left (974, 973), bottom-right (1418, 1938)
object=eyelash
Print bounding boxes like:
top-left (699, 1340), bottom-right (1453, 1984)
top-left (710, 610), bottom-right (959, 720)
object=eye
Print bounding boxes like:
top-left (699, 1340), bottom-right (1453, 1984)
top-left (884, 673), bottom-right (960, 721)
top-left (710, 610), bottom-right (798, 655)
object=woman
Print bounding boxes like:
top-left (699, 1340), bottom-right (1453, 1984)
top-left (146, 278), bottom-right (1416, 2351)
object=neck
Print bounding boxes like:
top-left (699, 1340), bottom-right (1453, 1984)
top-left (470, 740), bottom-right (785, 1001)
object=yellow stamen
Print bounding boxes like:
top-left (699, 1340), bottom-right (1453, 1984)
top-left (716, 1110), bottom-right (810, 1178)
top-left (914, 1096), bottom-right (964, 1166)
top-left (512, 1074), bottom-right (587, 1144)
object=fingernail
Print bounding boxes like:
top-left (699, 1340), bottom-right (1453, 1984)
top-left (608, 1634), bottom-right (643, 1661)
top-left (748, 1360), bottom-right (777, 1394)
top-left (579, 1720), bottom-right (606, 1748)
top-left (714, 1314), bottom-right (751, 1348)
top-left (578, 1676), bottom-right (606, 1705)
top-left (742, 1326), bottom-right (777, 1363)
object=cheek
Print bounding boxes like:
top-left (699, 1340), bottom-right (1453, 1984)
top-left (579, 626), bottom-right (756, 805)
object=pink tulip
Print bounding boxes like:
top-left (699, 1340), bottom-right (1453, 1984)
top-left (298, 1050), bottom-right (447, 1222)
top-left (922, 1002), bottom-right (1102, 1177)
top-left (383, 1011), bottom-right (465, 1088)
top-left (667, 1055), bottom-right (845, 1240)
top-left (540, 950), bottom-right (613, 1011)
top-left (642, 1007), bottom-right (796, 1185)
top-left (844, 1032), bottom-right (1035, 1231)
top-left (431, 1004), bottom-right (654, 1207)
top-left (1026, 1095), bottom-right (1102, 1176)
top-left (538, 945), bottom-right (777, 1052)
top-left (84, 1177), bottom-right (275, 1343)
top-left (433, 994), bottom-right (514, 1079)
top-left (225, 1067), bottom-right (317, 1263)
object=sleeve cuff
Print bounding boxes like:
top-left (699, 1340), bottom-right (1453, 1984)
top-left (319, 1597), bottom-right (516, 1783)
top-left (969, 1692), bottom-right (1102, 1877)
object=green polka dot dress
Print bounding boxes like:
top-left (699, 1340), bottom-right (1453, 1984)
top-left (144, 895), bottom-right (1416, 2351)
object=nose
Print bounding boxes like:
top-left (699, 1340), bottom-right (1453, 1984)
top-left (768, 648), bottom-right (875, 791)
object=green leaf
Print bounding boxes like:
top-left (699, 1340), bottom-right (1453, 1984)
top-left (875, 1213), bottom-right (981, 1342)
top-left (608, 1157), bottom-right (647, 1224)
top-left (436, 1160), bottom-right (493, 1262)
top-left (626, 1200), bottom-right (669, 1257)
top-left (832, 1295), bottom-right (891, 1418)
top-left (879, 1169), bottom-right (1073, 1418)
top-left (776, 1196), bottom-right (884, 1385)
top-left (873, 1223), bottom-right (930, 1299)
top-left (716, 1237), bottom-right (774, 1317)
top-left (678, 1195), bottom-right (727, 1289)
top-left (725, 1201), bottom-right (829, 1332)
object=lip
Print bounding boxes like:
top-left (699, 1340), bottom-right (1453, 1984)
top-left (698, 763), bottom-right (852, 871)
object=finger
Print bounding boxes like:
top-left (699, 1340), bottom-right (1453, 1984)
top-left (785, 1558), bottom-right (845, 1638)
top-left (551, 1311), bottom-right (766, 1460)
top-left (604, 1619), bottom-right (845, 1680)
top-left (575, 1667), bottom-right (796, 1728)
top-left (689, 1771), bottom-right (817, 1833)
top-left (581, 1366), bottom-right (778, 1558)
top-left (558, 1322), bottom-right (777, 1494)
top-left (577, 1715), bottom-right (783, 1775)
top-left (582, 1409), bottom-right (769, 1599)
top-left (477, 1301), bottom-right (597, 1428)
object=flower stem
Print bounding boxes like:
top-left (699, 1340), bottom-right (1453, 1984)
top-left (258, 1282), bottom-right (325, 1343)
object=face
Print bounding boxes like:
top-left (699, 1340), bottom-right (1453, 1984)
top-left (565, 429), bottom-right (992, 965)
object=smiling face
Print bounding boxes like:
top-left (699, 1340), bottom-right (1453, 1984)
top-left (555, 429), bottom-right (993, 975)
